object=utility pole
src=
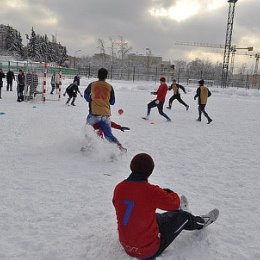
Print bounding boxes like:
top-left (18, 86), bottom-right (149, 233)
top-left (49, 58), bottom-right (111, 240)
top-left (254, 53), bottom-right (260, 74)
top-left (221, 0), bottom-right (238, 88)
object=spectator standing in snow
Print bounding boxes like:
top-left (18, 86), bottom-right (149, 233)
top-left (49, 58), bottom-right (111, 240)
top-left (50, 72), bottom-right (56, 94)
top-left (0, 68), bottom-right (5, 99)
top-left (74, 74), bottom-right (80, 86)
top-left (55, 72), bottom-right (61, 90)
top-left (84, 67), bottom-right (126, 151)
top-left (194, 79), bottom-right (212, 124)
top-left (113, 153), bottom-right (219, 260)
top-left (17, 69), bottom-right (25, 102)
top-left (25, 71), bottom-right (38, 100)
top-left (167, 79), bottom-right (189, 110)
top-left (6, 70), bottom-right (15, 91)
top-left (63, 80), bottom-right (82, 106)
top-left (142, 77), bottom-right (171, 121)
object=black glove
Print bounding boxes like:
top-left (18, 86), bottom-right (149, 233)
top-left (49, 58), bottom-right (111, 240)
top-left (194, 96), bottom-right (196, 100)
top-left (151, 91), bottom-right (157, 95)
top-left (163, 188), bottom-right (174, 193)
top-left (120, 126), bottom-right (130, 132)
top-left (63, 93), bottom-right (66, 97)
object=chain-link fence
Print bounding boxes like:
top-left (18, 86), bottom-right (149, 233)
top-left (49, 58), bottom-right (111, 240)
top-left (1, 59), bottom-right (259, 89)
top-left (0, 60), bottom-right (79, 76)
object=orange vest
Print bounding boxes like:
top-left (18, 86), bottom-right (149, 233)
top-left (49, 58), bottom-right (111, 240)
top-left (90, 81), bottom-right (113, 116)
top-left (200, 86), bottom-right (208, 104)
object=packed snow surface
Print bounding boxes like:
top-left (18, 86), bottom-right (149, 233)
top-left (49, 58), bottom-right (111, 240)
top-left (0, 77), bottom-right (259, 260)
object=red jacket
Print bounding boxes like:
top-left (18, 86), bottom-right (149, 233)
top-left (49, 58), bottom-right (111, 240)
top-left (113, 180), bottom-right (180, 259)
top-left (156, 83), bottom-right (168, 102)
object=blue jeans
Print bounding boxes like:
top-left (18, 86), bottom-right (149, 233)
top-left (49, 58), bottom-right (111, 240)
top-left (87, 114), bottom-right (120, 144)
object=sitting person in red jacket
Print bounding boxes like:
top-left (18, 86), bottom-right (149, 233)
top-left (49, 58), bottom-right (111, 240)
top-left (113, 153), bottom-right (219, 259)
top-left (92, 121), bottom-right (130, 139)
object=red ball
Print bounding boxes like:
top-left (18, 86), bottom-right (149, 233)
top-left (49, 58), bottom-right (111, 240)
top-left (118, 108), bottom-right (124, 115)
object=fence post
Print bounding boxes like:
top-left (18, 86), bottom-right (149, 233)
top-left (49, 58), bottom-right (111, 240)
top-left (88, 63), bottom-right (91, 78)
top-left (42, 63), bottom-right (47, 102)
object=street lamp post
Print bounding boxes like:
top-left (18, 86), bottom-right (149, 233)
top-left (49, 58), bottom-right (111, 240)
top-left (74, 50), bottom-right (81, 68)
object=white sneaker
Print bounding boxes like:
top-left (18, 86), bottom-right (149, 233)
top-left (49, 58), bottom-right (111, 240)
top-left (201, 208), bottom-right (219, 228)
top-left (180, 195), bottom-right (189, 212)
top-left (142, 116), bottom-right (149, 120)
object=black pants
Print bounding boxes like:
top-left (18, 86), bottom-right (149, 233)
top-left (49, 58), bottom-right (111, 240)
top-left (7, 81), bottom-right (13, 91)
top-left (145, 210), bottom-right (204, 259)
top-left (66, 93), bottom-right (76, 104)
top-left (198, 104), bottom-right (211, 121)
top-left (50, 84), bottom-right (56, 94)
top-left (0, 81), bottom-right (2, 98)
top-left (168, 94), bottom-right (188, 108)
top-left (17, 85), bottom-right (24, 101)
top-left (147, 100), bottom-right (170, 120)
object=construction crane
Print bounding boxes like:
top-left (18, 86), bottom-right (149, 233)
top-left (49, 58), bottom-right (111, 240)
top-left (221, 0), bottom-right (239, 87)
top-left (175, 41), bottom-right (225, 49)
top-left (175, 41), bottom-right (253, 76)
top-left (229, 46), bottom-right (253, 75)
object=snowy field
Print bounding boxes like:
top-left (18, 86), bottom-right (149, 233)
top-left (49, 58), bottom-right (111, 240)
top-left (0, 77), bottom-right (260, 260)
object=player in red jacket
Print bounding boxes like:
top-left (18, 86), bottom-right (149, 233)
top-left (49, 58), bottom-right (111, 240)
top-left (113, 153), bottom-right (219, 259)
top-left (142, 77), bottom-right (171, 122)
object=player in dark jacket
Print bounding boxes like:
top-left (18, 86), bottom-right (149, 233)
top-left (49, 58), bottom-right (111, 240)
top-left (63, 80), bottom-right (82, 106)
top-left (194, 79), bottom-right (212, 124)
top-left (17, 69), bottom-right (25, 102)
top-left (113, 153), bottom-right (219, 259)
top-left (167, 79), bottom-right (189, 110)
top-left (6, 70), bottom-right (15, 91)
top-left (0, 68), bottom-right (5, 99)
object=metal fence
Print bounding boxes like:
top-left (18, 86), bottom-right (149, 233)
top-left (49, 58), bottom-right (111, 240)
top-left (78, 64), bottom-right (174, 83)
top-left (0, 60), bottom-right (79, 76)
top-left (1, 59), bottom-right (259, 89)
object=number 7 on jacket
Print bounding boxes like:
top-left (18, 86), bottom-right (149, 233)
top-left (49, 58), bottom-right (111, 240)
top-left (122, 200), bottom-right (134, 226)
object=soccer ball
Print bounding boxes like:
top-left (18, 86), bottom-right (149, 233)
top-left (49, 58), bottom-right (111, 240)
top-left (118, 108), bottom-right (124, 115)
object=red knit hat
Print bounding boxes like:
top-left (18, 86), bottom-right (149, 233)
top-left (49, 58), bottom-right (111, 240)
top-left (130, 153), bottom-right (155, 177)
top-left (160, 77), bottom-right (166, 82)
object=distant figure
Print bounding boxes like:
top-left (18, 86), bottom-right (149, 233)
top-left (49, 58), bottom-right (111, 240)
top-left (55, 71), bottom-right (61, 91)
top-left (74, 74), bottom-right (80, 86)
top-left (63, 80), bottom-right (82, 106)
top-left (25, 71), bottom-right (38, 100)
top-left (194, 79), bottom-right (212, 124)
top-left (167, 79), bottom-right (189, 110)
top-left (17, 69), bottom-right (25, 102)
top-left (6, 70), bottom-right (15, 91)
top-left (50, 73), bottom-right (56, 94)
top-left (0, 68), bottom-right (5, 99)
top-left (142, 77), bottom-right (171, 122)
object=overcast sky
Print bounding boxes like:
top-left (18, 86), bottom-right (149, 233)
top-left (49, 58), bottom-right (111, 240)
top-left (1, 0), bottom-right (260, 66)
